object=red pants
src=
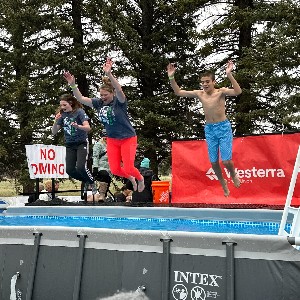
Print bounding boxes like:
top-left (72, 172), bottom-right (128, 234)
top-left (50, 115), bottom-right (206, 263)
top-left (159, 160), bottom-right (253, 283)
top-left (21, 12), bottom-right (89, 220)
top-left (106, 136), bottom-right (142, 180)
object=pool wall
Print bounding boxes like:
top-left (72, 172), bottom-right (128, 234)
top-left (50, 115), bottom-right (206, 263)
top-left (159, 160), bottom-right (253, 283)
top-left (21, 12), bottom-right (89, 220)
top-left (1, 222), bottom-right (300, 299)
top-left (1, 206), bottom-right (299, 299)
top-left (4, 205), bottom-right (293, 222)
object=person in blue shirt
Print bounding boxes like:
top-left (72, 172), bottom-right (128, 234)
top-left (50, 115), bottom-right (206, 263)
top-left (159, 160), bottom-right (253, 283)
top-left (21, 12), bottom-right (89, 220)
top-left (52, 94), bottom-right (97, 194)
top-left (63, 58), bottom-right (144, 192)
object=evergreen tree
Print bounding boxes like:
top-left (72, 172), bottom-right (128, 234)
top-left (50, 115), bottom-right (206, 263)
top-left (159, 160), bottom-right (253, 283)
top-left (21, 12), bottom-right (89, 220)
top-left (86, 0), bottom-right (209, 173)
top-left (198, 0), bottom-right (300, 134)
top-left (1, 0), bottom-right (299, 190)
top-left (0, 0), bottom-right (60, 191)
top-left (0, 0), bottom-right (106, 191)
top-left (242, 0), bottom-right (300, 132)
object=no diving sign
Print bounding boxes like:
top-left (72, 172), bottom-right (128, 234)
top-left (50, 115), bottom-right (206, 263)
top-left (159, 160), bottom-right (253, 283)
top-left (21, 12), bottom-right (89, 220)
top-left (25, 144), bottom-right (68, 179)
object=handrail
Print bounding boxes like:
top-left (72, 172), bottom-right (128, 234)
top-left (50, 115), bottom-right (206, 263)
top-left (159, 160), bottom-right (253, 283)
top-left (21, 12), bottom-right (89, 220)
top-left (278, 145), bottom-right (300, 236)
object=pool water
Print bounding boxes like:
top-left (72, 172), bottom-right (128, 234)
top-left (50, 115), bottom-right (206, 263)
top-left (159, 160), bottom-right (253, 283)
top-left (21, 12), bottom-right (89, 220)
top-left (0, 215), bottom-right (290, 235)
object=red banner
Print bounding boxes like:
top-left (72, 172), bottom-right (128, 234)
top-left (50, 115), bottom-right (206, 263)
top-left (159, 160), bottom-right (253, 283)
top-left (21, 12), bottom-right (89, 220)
top-left (172, 133), bottom-right (300, 205)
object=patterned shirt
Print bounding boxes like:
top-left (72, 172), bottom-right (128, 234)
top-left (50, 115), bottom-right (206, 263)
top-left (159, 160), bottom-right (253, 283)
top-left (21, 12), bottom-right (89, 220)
top-left (56, 108), bottom-right (89, 144)
top-left (91, 96), bottom-right (136, 139)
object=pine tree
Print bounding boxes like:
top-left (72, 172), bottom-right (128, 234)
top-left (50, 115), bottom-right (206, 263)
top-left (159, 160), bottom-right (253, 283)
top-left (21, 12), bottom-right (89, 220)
top-left (86, 0), bottom-right (209, 173)
top-left (198, 0), bottom-right (300, 134)
top-left (0, 0), bottom-right (106, 191)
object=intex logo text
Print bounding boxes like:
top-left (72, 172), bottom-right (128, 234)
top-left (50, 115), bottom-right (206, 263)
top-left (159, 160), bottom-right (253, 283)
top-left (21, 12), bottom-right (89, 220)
top-left (174, 271), bottom-right (222, 287)
top-left (206, 167), bottom-right (285, 180)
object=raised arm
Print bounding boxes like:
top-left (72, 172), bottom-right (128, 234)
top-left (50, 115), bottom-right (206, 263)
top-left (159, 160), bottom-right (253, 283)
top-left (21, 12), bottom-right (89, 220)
top-left (63, 72), bottom-right (93, 107)
top-left (103, 58), bottom-right (126, 103)
top-left (221, 60), bottom-right (242, 96)
top-left (167, 63), bottom-right (198, 98)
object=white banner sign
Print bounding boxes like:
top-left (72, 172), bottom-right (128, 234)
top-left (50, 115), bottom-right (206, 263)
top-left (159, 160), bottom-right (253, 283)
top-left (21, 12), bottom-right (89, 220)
top-left (25, 144), bottom-right (68, 179)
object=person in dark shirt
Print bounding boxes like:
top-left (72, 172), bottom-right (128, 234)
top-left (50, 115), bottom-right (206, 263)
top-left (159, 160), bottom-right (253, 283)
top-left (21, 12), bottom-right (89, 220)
top-left (126, 158), bottom-right (154, 203)
top-left (114, 185), bottom-right (133, 202)
top-left (52, 94), bottom-right (97, 194)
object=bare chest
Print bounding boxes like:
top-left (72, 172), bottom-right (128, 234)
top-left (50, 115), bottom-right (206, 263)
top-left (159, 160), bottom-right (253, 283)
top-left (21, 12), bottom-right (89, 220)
top-left (198, 91), bottom-right (225, 109)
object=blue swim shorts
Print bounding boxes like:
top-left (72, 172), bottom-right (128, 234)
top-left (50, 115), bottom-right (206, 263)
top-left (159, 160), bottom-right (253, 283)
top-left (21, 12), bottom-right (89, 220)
top-left (204, 119), bottom-right (233, 163)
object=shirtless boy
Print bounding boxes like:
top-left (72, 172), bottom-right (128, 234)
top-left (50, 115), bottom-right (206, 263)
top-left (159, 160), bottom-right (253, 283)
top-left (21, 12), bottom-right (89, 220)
top-left (167, 60), bottom-right (241, 197)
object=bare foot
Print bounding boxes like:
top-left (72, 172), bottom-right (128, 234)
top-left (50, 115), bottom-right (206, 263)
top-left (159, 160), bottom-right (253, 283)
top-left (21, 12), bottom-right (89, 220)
top-left (221, 179), bottom-right (230, 197)
top-left (138, 177), bottom-right (145, 192)
top-left (232, 175), bottom-right (241, 188)
top-left (128, 176), bottom-right (137, 191)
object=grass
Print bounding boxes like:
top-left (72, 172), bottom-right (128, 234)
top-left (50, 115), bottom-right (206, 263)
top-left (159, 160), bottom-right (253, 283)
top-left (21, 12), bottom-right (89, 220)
top-left (0, 180), bottom-right (17, 197)
top-left (0, 179), bottom-right (83, 197)
top-left (0, 175), bottom-right (172, 197)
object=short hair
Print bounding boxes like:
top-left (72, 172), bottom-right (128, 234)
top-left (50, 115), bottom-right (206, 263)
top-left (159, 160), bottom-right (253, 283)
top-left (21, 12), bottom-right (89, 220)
top-left (44, 180), bottom-right (59, 192)
top-left (199, 71), bottom-right (215, 81)
top-left (59, 94), bottom-right (83, 111)
top-left (98, 291), bottom-right (149, 300)
top-left (44, 180), bottom-right (52, 190)
top-left (100, 77), bottom-right (114, 93)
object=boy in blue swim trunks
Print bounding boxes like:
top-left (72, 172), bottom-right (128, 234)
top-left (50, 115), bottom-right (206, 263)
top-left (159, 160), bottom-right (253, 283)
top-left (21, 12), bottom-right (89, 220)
top-left (167, 60), bottom-right (242, 197)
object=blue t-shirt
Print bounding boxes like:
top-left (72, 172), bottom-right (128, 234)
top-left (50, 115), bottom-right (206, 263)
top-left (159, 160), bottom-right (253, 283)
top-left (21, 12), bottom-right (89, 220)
top-left (91, 96), bottom-right (136, 139)
top-left (56, 108), bottom-right (89, 144)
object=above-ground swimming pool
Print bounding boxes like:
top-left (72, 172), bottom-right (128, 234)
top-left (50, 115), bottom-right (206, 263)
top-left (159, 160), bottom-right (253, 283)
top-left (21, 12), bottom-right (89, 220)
top-left (0, 214), bottom-right (290, 235)
top-left (0, 206), bottom-right (299, 300)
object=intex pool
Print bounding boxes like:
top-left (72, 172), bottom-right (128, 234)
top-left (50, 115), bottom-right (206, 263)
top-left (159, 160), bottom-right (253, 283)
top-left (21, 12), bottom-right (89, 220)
top-left (0, 206), bottom-right (299, 300)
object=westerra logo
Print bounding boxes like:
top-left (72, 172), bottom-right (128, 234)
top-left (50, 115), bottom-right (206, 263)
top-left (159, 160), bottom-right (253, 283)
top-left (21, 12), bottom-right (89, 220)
top-left (206, 167), bottom-right (285, 181)
top-left (206, 168), bottom-right (218, 180)
top-left (172, 271), bottom-right (222, 300)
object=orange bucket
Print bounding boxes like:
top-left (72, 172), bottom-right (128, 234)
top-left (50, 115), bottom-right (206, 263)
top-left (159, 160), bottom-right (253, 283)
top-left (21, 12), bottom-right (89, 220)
top-left (152, 181), bottom-right (170, 203)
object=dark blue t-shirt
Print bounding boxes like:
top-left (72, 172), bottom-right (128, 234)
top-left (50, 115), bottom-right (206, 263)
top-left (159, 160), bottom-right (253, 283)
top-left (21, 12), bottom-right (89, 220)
top-left (56, 108), bottom-right (89, 144)
top-left (91, 96), bottom-right (136, 139)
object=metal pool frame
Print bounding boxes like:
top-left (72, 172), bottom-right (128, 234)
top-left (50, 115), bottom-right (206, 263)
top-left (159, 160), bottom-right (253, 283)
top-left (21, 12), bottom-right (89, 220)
top-left (1, 206), bottom-right (300, 300)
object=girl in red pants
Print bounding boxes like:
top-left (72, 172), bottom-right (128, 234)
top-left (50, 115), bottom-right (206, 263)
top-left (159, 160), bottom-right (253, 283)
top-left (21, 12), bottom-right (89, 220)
top-left (63, 58), bottom-right (144, 192)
